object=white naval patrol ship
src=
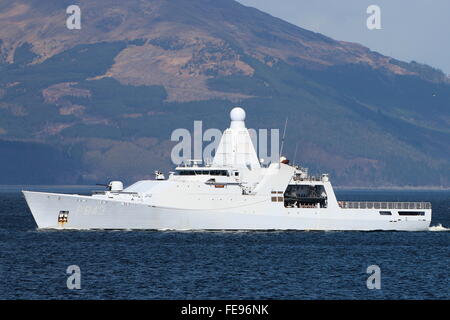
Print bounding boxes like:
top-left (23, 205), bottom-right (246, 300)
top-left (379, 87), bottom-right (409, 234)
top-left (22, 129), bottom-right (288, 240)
top-left (23, 107), bottom-right (432, 231)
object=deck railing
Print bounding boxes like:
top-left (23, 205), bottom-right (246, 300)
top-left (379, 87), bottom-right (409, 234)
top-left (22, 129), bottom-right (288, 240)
top-left (338, 201), bottom-right (431, 210)
top-left (293, 176), bottom-right (323, 182)
top-left (92, 191), bottom-right (139, 195)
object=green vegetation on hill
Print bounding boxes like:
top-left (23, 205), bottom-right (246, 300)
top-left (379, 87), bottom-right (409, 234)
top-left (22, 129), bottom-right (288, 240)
top-left (71, 78), bottom-right (167, 117)
top-left (1, 42), bottom-right (128, 89)
top-left (0, 42), bottom-right (130, 138)
top-left (1, 41), bottom-right (450, 186)
top-left (0, 0), bottom-right (449, 187)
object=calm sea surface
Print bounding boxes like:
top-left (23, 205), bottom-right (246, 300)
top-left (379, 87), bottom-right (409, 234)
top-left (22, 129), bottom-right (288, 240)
top-left (0, 186), bottom-right (449, 299)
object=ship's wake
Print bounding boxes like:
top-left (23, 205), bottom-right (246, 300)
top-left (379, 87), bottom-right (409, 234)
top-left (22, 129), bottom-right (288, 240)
top-left (428, 224), bottom-right (450, 232)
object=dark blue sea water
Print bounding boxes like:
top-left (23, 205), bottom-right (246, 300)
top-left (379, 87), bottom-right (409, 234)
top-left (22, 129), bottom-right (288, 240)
top-left (0, 186), bottom-right (449, 299)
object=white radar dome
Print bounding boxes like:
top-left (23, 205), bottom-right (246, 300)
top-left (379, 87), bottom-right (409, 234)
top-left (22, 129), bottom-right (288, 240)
top-left (109, 181), bottom-right (123, 192)
top-left (230, 107), bottom-right (246, 121)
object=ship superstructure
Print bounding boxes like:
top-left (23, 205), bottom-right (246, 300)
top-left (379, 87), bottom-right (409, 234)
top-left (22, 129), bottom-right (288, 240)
top-left (23, 107), bottom-right (432, 231)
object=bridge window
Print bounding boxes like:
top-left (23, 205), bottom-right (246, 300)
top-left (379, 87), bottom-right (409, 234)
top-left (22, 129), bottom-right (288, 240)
top-left (210, 170), bottom-right (229, 176)
top-left (177, 170), bottom-right (195, 176)
top-left (176, 170), bottom-right (228, 176)
top-left (398, 211), bottom-right (425, 216)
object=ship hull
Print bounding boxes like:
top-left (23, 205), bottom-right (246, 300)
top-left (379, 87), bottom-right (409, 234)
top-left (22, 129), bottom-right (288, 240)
top-left (23, 191), bottom-right (431, 231)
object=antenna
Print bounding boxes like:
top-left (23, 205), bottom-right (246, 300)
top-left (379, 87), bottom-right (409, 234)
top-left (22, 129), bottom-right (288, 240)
top-left (279, 117), bottom-right (288, 157)
top-left (293, 142), bottom-right (299, 165)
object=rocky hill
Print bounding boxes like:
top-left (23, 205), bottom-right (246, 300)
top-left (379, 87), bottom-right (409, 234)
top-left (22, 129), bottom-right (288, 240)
top-left (0, 0), bottom-right (449, 186)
